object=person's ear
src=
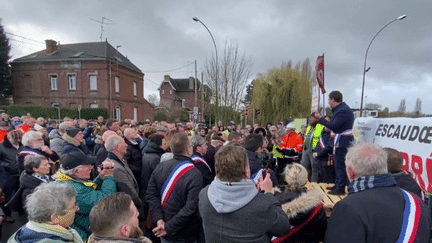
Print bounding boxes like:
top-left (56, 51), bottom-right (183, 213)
top-left (119, 224), bottom-right (131, 237)
top-left (50, 213), bottom-right (60, 225)
top-left (346, 166), bottom-right (356, 182)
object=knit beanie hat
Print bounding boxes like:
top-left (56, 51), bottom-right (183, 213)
top-left (66, 127), bottom-right (81, 137)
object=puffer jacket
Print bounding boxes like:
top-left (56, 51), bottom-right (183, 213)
top-left (274, 188), bottom-right (327, 243)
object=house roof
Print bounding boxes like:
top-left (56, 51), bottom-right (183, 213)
top-left (159, 77), bottom-right (202, 92)
top-left (11, 41), bottom-right (142, 73)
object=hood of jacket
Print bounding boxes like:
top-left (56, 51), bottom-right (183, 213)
top-left (48, 129), bottom-right (61, 139)
top-left (87, 234), bottom-right (151, 243)
top-left (62, 133), bottom-right (81, 147)
top-left (143, 141), bottom-right (165, 155)
top-left (281, 189), bottom-right (323, 218)
top-left (207, 178), bottom-right (258, 213)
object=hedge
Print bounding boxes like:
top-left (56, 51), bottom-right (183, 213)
top-left (0, 105), bottom-right (108, 120)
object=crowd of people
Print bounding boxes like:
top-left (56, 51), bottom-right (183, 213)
top-left (0, 90), bottom-right (430, 243)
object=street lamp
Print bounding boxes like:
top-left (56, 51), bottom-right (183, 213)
top-left (193, 17), bottom-right (218, 124)
top-left (360, 14), bottom-right (406, 117)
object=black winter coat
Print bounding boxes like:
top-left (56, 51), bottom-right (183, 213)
top-left (124, 139), bottom-right (142, 183)
top-left (140, 141), bottom-right (165, 200)
top-left (146, 155), bottom-right (203, 243)
top-left (0, 137), bottom-right (23, 176)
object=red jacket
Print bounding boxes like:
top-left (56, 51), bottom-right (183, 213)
top-left (280, 131), bottom-right (303, 152)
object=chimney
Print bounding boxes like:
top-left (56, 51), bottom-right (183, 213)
top-left (164, 75), bottom-right (171, 81)
top-left (189, 77), bottom-right (194, 90)
top-left (45, 39), bottom-right (58, 54)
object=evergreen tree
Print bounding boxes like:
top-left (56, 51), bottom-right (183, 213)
top-left (0, 19), bottom-right (12, 105)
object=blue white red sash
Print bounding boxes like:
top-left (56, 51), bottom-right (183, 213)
top-left (396, 189), bottom-right (421, 243)
top-left (251, 169), bottom-right (264, 184)
top-left (319, 137), bottom-right (325, 149)
top-left (331, 130), bottom-right (352, 154)
top-left (18, 150), bottom-right (43, 157)
top-left (191, 155), bottom-right (212, 172)
top-left (160, 161), bottom-right (195, 209)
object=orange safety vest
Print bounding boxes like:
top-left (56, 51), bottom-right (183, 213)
top-left (280, 131), bottom-right (303, 152)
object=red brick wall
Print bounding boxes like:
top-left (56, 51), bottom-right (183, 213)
top-left (11, 60), bottom-right (153, 121)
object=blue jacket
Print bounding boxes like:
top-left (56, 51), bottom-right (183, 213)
top-left (318, 102), bottom-right (354, 148)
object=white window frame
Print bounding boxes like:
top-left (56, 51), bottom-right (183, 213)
top-left (68, 74), bottom-right (76, 90)
top-left (115, 76), bottom-right (120, 93)
top-left (114, 106), bottom-right (121, 121)
top-left (50, 75), bottom-right (58, 90)
top-left (170, 89), bottom-right (173, 94)
top-left (89, 75), bottom-right (97, 91)
top-left (162, 89), bottom-right (165, 95)
top-left (133, 107), bottom-right (138, 121)
top-left (133, 82), bottom-right (137, 97)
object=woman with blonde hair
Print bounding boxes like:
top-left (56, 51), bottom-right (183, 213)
top-left (272, 163), bottom-right (327, 243)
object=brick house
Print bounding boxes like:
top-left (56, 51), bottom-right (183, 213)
top-left (10, 39), bottom-right (154, 121)
top-left (158, 75), bottom-right (208, 121)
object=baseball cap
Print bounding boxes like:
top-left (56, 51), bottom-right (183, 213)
top-left (61, 151), bottom-right (96, 170)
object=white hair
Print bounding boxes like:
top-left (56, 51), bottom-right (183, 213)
top-left (21, 131), bottom-right (43, 147)
top-left (105, 135), bottom-right (124, 152)
top-left (345, 141), bottom-right (388, 178)
top-left (25, 182), bottom-right (76, 223)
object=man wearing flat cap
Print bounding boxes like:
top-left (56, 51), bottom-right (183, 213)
top-left (56, 151), bottom-right (117, 241)
top-left (62, 127), bottom-right (90, 155)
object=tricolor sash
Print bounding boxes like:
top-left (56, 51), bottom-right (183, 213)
top-left (396, 189), bottom-right (421, 243)
top-left (160, 161), bottom-right (195, 209)
top-left (191, 155), bottom-right (212, 172)
top-left (18, 150), bottom-right (42, 157)
top-left (331, 129), bottom-right (353, 154)
top-left (251, 169), bottom-right (264, 184)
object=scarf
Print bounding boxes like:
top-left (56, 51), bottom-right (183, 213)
top-left (348, 173), bottom-right (397, 195)
top-left (56, 172), bottom-right (98, 189)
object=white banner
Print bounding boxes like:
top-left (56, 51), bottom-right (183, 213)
top-left (311, 82), bottom-right (319, 113)
top-left (354, 117), bottom-right (432, 192)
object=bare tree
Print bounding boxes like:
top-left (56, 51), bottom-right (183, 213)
top-left (147, 93), bottom-right (159, 106)
top-left (414, 98), bottom-right (422, 116)
top-left (204, 41), bottom-right (252, 123)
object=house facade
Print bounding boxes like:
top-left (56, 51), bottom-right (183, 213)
top-left (159, 74), bottom-right (208, 121)
top-left (10, 39), bottom-right (154, 121)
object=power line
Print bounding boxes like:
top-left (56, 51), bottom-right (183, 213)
top-left (143, 62), bottom-right (195, 73)
top-left (144, 77), bottom-right (160, 86)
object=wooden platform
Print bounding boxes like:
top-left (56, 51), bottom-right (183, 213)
top-left (305, 182), bottom-right (347, 217)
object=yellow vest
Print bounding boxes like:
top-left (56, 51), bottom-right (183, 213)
top-left (305, 124), bottom-right (325, 150)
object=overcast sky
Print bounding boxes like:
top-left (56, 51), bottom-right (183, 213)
top-left (2, 0), bottom-right (432, 114)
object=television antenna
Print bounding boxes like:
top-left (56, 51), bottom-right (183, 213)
top-left (91, 17), bottom-right (115, 41)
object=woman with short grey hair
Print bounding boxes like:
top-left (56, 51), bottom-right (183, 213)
top-left (21, 155), bottom-right (54, 201)
top-left (8, 182), bottom-right (84, 243)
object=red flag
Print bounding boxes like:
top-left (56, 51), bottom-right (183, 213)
top-left (316, 55), bottom-right (325, 94)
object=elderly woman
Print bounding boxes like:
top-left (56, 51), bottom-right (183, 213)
top-left (272, 163), bottom-right (327, 243)
top-left (21, 155), bottom-right (54, 202)
top-left (56, 151), bottom-right (117, 241)
top-left (7, 155), bottom-right (54, 212)
top-left (17, 131), bottom-right (59, 174)
top-left (8, 182), bottom-right (84, 243)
